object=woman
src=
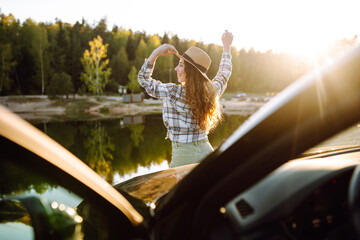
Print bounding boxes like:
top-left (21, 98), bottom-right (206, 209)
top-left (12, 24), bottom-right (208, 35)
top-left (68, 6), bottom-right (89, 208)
top-left (138, 31), bottom-right (233, 167)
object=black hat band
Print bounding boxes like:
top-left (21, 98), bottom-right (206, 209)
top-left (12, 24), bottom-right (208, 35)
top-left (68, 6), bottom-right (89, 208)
top-left (182, 53), bottom-right (207, 73)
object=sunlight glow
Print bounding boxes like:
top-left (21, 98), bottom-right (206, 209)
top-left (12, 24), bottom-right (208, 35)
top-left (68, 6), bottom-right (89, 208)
top-left (326, 57), bottom-right (335, 65)
top-left (1, 0), bottom-right (359, 56)
top-left (226, 0), bottom-right (360, 57)
top-left (313, 59), bottom-right (327, 119)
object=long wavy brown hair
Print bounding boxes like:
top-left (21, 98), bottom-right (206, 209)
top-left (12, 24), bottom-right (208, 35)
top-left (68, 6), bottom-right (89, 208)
top-left (184, 61), bottom-right (222, 133)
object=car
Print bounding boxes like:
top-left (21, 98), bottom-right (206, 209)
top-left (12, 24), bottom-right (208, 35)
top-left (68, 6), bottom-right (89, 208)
top-left (248, 96), bottom-right (266, 102)
top-left (236, 93), bottom-right (247, 101)
top-left (0, 45), bottom-right (360, 240)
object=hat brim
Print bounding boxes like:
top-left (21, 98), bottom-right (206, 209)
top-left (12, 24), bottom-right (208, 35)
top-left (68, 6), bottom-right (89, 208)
top-left (175, 53), bottom-right (211, 82)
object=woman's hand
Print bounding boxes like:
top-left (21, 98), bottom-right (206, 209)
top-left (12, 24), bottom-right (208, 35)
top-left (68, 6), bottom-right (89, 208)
top-left (148, 44), bottom-right (178, 63)
top-left (156, 44), bottom-right (178, 56)
top-left (222, 30), bottom-right (233, 53)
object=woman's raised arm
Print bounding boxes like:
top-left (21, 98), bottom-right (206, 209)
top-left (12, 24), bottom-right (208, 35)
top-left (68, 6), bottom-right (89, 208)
top-left (148, 44), bottom-right (178, 63)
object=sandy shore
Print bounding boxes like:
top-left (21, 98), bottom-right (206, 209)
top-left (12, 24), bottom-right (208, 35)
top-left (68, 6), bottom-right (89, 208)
top-left (0, 95), bottom-right (265, 122)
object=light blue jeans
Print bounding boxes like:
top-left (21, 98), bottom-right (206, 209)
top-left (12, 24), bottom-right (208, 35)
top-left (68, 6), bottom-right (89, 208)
top-left (170, 139), bottom-right (214, 168)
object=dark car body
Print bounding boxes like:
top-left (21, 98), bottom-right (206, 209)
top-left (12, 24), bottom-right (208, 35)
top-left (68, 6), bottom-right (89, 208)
top-left (1, 45), bottom-right (360, 239)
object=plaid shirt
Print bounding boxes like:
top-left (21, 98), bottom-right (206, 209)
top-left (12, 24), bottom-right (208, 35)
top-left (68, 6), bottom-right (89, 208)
top-left (138, 52), bottom-right (232, 143)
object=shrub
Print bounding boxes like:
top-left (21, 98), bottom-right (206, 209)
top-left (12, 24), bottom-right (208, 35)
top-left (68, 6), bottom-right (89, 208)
top-left (47, 72), bottom-right (74, 99)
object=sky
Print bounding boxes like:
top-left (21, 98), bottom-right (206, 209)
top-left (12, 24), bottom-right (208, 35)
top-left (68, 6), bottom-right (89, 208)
top-left (1, 0), bottom-right (359, 57)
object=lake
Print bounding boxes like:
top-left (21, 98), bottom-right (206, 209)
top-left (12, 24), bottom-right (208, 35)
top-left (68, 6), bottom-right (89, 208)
top-left (34, 114), bottom-right (248, 185)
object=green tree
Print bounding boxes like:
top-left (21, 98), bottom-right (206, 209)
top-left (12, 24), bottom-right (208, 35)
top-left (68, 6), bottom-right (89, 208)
top-left (227, 48), bottom-right (244, 92)
top-left (45, 22), bottom-right (58, 74)
top-left (104, 79), bottom-right (119, 93)
top-left (0, 13), bottom-right (21, 94)
top-left (0, 43), bottom-right (16, 94)
top-left (134, 38), bottom-right (148, 69)
top-left (54, 20), bottom-right (71, 73)
top-left (126, 31), bottom-right (137, 61)
top-left (110, 47), bottom-right (129, 85)
top-left (170, 34), bottom-right (181, 52)
top-left (146, 34), bottom-right (170, 80)
top-left (18, 19), bottom-right (38, 94)
top-left (69, 21), bottom-right (84, 92)
top-left (206, 43), bottom-right (222, 79)
top-left (80, 35), bottom-right (111, 95)
top-left (170, 34), bottom-right (191, 55)
top-left (94, 18), bottom-right (111, 44)
top-left (110, 28), bottom-right (130, 57)
top-left (31, 23), bottom-right (49, 94)
top-left (126, 66), bottom-right (140, 93)
top-left (155, 54), bottom-right (174, 82)
top-left (161, 32), bottom-right (170, 44)
top-left (47, 72), bottom-right (74, 99)
top-left (146, 34), bottom-right (161, 55)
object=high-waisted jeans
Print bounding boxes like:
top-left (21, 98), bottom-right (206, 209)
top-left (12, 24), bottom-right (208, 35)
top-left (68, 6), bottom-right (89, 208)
top-left (170, 139), bottom-right (214, 168)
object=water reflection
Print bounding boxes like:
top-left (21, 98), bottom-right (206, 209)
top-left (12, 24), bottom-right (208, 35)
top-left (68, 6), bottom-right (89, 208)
top-left (128, 124), bottom-right (145, 147)
top-left (84, 122), bottom-right (115, 182)
top-left (35, 114), bottom-right (247, 185)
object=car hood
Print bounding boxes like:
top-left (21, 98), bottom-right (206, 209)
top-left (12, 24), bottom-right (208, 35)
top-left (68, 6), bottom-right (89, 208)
top-left (114, 164), bottom-right (197, 205)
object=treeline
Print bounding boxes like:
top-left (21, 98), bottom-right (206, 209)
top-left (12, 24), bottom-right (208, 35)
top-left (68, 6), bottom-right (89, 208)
top-left (0, 12), bottom-right (358, 96)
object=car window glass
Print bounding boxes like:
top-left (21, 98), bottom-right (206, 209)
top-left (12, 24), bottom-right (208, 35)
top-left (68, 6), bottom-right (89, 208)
top-left (0, 200), bottom-right (34, 240)
top-left (0, 154), bottom-right (83, 239)
top-left (0, 136), bottom-right (112, 239)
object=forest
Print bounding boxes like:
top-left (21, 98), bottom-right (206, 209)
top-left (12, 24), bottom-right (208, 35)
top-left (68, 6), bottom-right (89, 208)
top-left (0, 12), bottom-right (358, 96)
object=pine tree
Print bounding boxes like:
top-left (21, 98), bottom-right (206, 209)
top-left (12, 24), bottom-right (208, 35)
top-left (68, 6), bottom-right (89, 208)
top-left (134, 38), bottom-right (148, 69)
top-left (126, 32), bottom-right (137, 61)
top-left (0, 43), bottom-right (15, 94)
top-left (110, 47), bottom-right (129, 86)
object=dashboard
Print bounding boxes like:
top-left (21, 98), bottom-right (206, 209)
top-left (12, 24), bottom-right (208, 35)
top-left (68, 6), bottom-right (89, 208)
top-left (284, 170), bottom-right (350, 239)
top-left (222, 151), bottom-right (360, 239)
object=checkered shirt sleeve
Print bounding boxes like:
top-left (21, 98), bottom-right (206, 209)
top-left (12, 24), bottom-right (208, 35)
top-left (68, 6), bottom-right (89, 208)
top-left (212, 52), bottom-right (232, 96)
top-left (138, 60), bottom-right (177, 99)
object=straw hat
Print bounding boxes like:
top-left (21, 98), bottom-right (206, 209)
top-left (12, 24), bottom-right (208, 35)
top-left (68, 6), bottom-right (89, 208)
top-left (176, 46), bottom-right (212, 81)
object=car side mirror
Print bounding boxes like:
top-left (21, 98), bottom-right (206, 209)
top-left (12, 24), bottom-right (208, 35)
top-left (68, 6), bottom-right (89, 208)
top-left (0, 196), bottom-right (83, 239)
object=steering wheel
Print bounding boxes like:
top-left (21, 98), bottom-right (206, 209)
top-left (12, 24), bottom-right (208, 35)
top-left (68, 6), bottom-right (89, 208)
top-left (348, 165), bottom-right (360, 237)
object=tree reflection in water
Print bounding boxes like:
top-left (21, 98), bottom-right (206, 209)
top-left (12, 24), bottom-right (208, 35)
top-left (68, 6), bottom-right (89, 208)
top-left (84, 121), bottom-right (115, 182)
top-left (0, 114), bottom-right (247, 197)
top-left (128, 124), bottom-right (145, 147)
top-left (37, 114), bottom-right (247, 184)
